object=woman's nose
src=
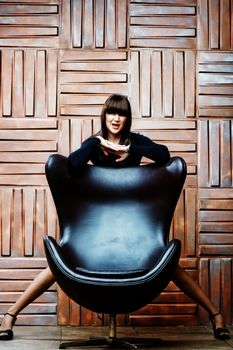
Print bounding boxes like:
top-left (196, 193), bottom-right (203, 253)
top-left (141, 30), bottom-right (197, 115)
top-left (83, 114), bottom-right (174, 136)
top-left (113, 114), bottom-right (119, 121)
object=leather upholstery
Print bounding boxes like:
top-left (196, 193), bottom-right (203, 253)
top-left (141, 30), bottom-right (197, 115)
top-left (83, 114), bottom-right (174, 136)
top-left (44, 155), bottom-right (186, 314)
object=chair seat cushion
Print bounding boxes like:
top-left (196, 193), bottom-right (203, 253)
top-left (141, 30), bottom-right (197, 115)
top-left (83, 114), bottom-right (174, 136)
top-left (75, 266), bottom-right (148, 279)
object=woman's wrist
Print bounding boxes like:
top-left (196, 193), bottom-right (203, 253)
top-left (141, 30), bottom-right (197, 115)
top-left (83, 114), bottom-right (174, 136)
top-left (125, 144), bottom-right (130, 152)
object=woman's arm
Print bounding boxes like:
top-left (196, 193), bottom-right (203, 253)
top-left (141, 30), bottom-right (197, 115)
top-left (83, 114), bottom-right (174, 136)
top-left (68, 137), bottom-right (101, 170)
top-left (130, 134), bottom-right (170, 165)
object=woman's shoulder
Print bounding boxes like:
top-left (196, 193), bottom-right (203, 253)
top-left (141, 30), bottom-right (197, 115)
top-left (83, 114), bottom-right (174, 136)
top-left (130, 132), bottom-right (151, 144)
top-left (82, 135), bottom-right (100, 145)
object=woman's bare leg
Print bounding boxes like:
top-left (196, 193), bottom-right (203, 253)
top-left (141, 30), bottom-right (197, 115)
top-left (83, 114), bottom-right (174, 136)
top-left (0, 267), bottom-right (55, 331)
top-left (172, 265), bottom-right (226, 329)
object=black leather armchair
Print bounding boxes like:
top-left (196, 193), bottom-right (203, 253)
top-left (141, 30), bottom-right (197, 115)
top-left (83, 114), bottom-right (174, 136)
top-left (44, 154), bottom-right (186, 349)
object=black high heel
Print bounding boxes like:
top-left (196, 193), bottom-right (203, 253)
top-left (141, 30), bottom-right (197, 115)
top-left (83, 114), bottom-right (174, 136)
top-left (209, 312), bottom-right (231, 340)
top-left (0, 312), bottom-right (17, 340)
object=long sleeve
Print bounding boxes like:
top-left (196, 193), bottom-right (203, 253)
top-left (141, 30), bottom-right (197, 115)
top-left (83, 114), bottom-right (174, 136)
top-left (129, 133), bottom-right (170, 165)
top-left (68, 137), bottom-right (100, 170)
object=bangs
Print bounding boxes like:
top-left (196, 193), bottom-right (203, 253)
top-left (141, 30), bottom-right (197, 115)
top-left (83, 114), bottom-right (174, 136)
top-left (105, 96), bottom-right (130, 118)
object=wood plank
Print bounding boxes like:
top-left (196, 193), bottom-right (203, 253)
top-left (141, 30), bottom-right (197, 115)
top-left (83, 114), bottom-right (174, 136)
top-left (220, 120), bottom-right (232, 186)
top-left (199, 210), bottom-right (233, 221)
top-left (106, 0), bottom-right (116, 49)
top-left (209, 0), bottom-right (220, 49)
top-left (185, 51), bottom-right (195, 117)
top-left (117, 0), bottom-right (127, 48)
top-left (132, 119), bottom-right (196, 129)
top-left (0, 118), bottom-right (57, 128)
top-left (1, 49), bottom-right (13, 116)
top-left (25, 50), bottom-right (35, 116)
top-left (140, 51), bottom-right (151, 117)
top-left (60, 50), bottom-right (127, 61)
top-left (12, 50), bottom-right (24, 117)
top-left (199, 245), bottom-right (233, 255)
top-left (174, 51), bottom-right (185, 118)
top-left (12, 188), bottom-right (23, 257)
top-left (199, 234), bottom-right (233, 244)
top-left (1, 188), bottom-right (12, 256)
top-left (0, 129), bottom-right (57, 140)
top-left (209, 120), bottom-right (220, 186)
top-left (0, 175), bottom-right (47, 186)
top-left (0, 257), bottom-right (48, 268)
top-left (23, 188), bottom-right (35, 256)
top-left (199, 188), bottom-right (233, 198)
top-left (185, 188), bottom-right (196, 257)
top-left (0, 141), bottom-right (57, 151)
top-left (200, 199), bottom-right (233, 210)
top-left (0, 291), bottom-right (56, 303)
top-left (132, 304), bottom-right (197, 315)
top-left (130, 5), bottom-right (196, 16)
top-left (130, 38), bottom-right (196, 49)
top-left (35, 50), bottom-right (46, 117)
top-left (0, 152), bottom-right (53, 163)
top-left (151, 51), bottom-right (162, 117)
top-left (199, 222), bottom-right (233, 232)
top-left (130, 51), bottom-right (140, 116)
top-left (163, 51), bottom-right (173, 117)
top-left (131, 27), bottom-right (195, 37)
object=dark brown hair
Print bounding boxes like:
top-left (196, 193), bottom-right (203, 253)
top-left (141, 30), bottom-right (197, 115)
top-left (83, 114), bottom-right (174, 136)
top-left (97, 94), bottom-right (132, 144)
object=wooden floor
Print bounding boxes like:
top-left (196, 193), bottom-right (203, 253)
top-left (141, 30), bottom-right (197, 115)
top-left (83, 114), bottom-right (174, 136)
top-left (0, 325), bottom-right (232, 350)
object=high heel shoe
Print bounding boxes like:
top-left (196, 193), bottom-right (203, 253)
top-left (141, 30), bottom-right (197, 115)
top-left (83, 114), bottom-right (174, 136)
top-left (209, 312), bottom-right (231, 340)
top-left (0, 312), bottom-right (17, 340)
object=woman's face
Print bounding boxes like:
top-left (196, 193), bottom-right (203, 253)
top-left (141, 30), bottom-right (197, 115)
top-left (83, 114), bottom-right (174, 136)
top-left (105, 113), bottom-right (127, 138)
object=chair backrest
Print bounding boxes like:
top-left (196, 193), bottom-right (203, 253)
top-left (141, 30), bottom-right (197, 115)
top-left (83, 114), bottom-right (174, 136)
top-left (46, 155), bottom-right (186, 274)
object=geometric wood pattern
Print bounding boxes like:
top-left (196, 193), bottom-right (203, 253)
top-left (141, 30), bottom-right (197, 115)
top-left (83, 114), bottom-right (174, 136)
top-left (129, 0), bottom-right (197, 49)
top-left (198, 0), bottom-right (233, 50)
top-left (198, 52), bottom-right (233, 117)
top-left (0, 256), bottom-right (57, 326)
top-left (130, 50), bottom-right (196, 118)
top-left (199, 258), bottom-right (233, 325)
top-left (0, 1), bottom-right (60, 48)
top-left (61, 0), bottom-right (128, 49)
top-left (131, 119), bottom-right (197, 181)
top-left (0, 188), bottom-right (58, 326)
top-left (199, 119), bottom-right (233, 187)
top-left (60, 50), bottom-right (129, 116)
top-left (0, 0), bottom-right (233, 327)
top-left (0, 187), bottom-right (58, 257)
top-left (0, 119), bottom-right (58, 186)
top-left (0, 49), bottom-right (58, 117)
top-left (199, 189), bottom-right (233, 256)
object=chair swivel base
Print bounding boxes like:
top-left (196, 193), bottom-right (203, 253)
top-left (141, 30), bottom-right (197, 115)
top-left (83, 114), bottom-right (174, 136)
top-left (59, 336), bottom-right (162, 349)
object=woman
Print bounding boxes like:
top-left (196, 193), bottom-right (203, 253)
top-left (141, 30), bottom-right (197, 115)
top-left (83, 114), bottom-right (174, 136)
top-left (0, 94), bottom-right (230, 340)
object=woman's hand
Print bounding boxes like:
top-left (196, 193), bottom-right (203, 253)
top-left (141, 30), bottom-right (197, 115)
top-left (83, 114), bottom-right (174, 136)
top-left (96, 136), bottom-right (130, 162)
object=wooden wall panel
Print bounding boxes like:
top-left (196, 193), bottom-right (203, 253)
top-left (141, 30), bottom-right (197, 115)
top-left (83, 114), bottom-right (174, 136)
top-left (132, 119), bottom-right (197, 176)
top-left (0, 0), bottom-right (59, 48)
top-left (60, 0), bottom-right (128, 49)
top-left (198, 0), bottom-right (233, 50)
top-left (59, 118), bottom-right (94, 156)
top-left (199, 119), bottom-right (233, 187)
top-left (130, 50), bottom-right (196, 118)
top-left (0, 119), bottom-right (58, 186)
top-left (129, 0), bottom-right (197, 48)
top-left (60, 50), bottom-right (129, 116)
top-left (0, 189), bottom-right (58, 325)
top-left (0, 49), bottom-right (58, 118)
top-left (199, 258), bottom-right (233, 325)
top-left (198, 52), bottom-right (233, 117)
top-left (199, 189), bottom-right (233, 256)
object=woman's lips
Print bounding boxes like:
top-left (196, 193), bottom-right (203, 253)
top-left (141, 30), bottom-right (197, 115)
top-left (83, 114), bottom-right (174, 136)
top-left (112, 124), bottom-right (120, 129)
